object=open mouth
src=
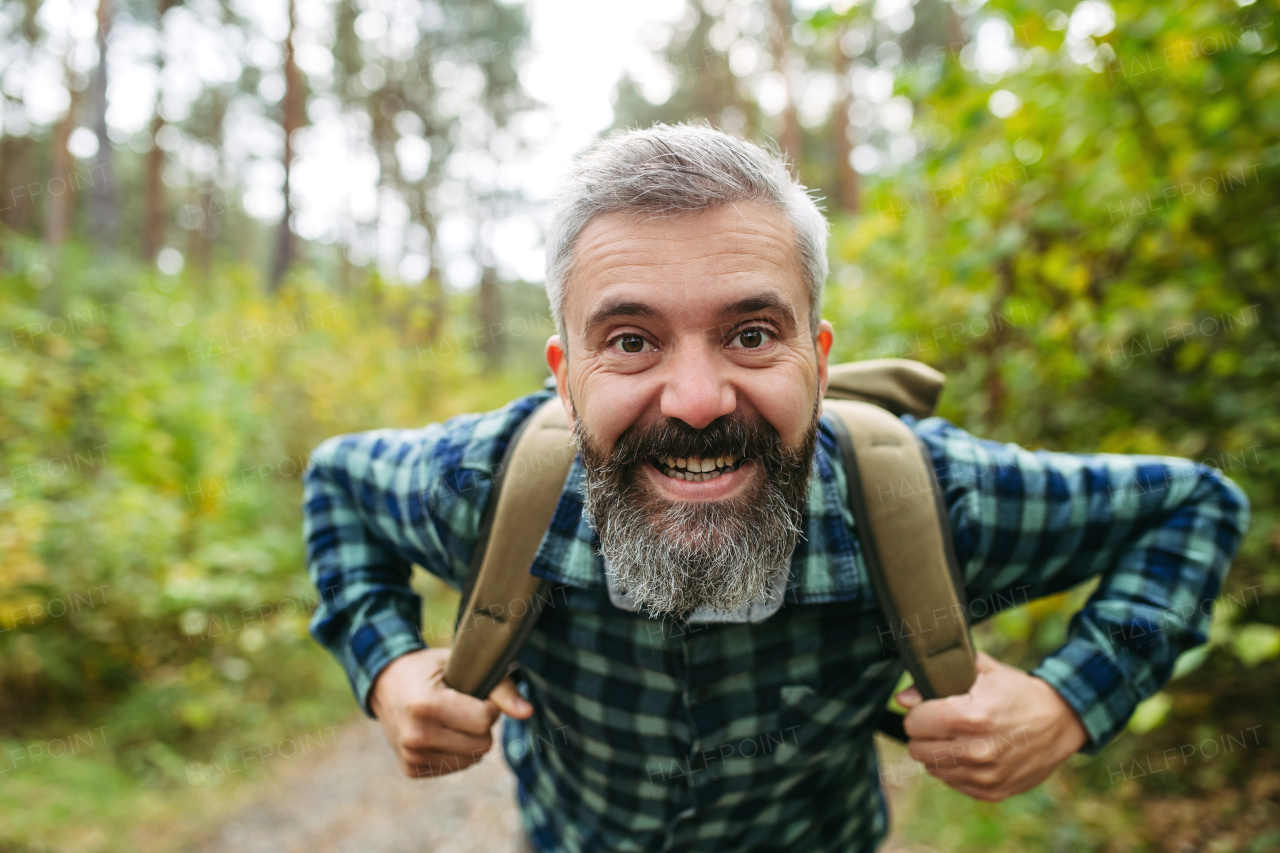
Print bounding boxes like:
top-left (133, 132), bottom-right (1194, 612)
top-left (653, 454), bottom-right (746, 482)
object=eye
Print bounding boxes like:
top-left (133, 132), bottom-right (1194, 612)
top-left (730, 327), bottom-right (774, 349)
top-left (611, 333), bottom-right (653, 354)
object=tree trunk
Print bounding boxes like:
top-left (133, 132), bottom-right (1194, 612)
top-left (831, 29), bottom-right (859, 214)
top-left (767, 0), bottom-right (802, 166)
top-left (188, 184), bottom-right (214, 283)
top-left (90, 0), bottom-right (117, 251)
top-left (270, 0), bottom-right (303, 291)
top-left (142, 109), bottom-right (166, 261)
top-left (45, 65), bottom-right (80, 250)
top-left (0, 1), bottom-right (39, 249)
top-left (424, 210), bottom-right (446, 344)
top-left (196, 88), bottom-right (228, 290)
top-left (143, 0), bottom-right (176, 262)
top-left (476, 264), bottom-right (503, 373)
top-left (0, 136), bottom-right (34, 236)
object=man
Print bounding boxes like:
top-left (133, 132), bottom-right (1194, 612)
top-left (303, 124), bottom-right (1249, 852)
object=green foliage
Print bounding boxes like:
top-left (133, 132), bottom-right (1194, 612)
top-left (808, 0), bottom-right (1280, 845)
top-left (3, 0), bottom-right (1280, 847)
top-left (823, 0), bottom-right (1280, 685)
top-left (0, 238), bottom-right (548, 849)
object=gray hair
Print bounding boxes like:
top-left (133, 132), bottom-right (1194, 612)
top-left (544, 123), bottom-right (830, 342)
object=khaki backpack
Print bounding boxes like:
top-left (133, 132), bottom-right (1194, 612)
top-left (443, 358), bottom-right (977, 740)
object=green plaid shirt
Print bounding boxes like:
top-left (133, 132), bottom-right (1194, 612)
top-left (302, 389), bottom-right (1248, 852)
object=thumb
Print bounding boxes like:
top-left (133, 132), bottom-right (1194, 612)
top-left (895, 685), bottom-right (923, 709)
top-left (489, 676), bottom-right (534, 720)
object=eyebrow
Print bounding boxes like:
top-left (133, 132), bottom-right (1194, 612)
top-left (581, 292), bottom-right (800, 341)
top-left (719, 294), bottom-right (798, 332)
top-left (583, 299), bottom-right (664, 341)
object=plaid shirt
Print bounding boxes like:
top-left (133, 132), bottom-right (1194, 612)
top-left (302, 389), bottom-right (1248, 853)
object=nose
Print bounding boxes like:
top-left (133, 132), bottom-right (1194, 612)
top-left (658, 339), bottom-right (736, 430)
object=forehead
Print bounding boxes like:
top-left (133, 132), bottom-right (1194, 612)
top-left (562, 202), bottom-right (806, 332)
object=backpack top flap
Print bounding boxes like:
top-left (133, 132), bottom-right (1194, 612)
top-left (824, 358), bottom-right (944, 418)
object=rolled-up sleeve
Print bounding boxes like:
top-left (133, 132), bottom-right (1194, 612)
top-left (913, 417), bottom-right (1251, 753)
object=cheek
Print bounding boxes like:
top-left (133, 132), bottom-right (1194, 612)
top-left (573, 370), bottom-right (657, 448)
top-left (743, 370), bottom-right (819, 446)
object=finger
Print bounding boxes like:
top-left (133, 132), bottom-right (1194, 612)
top-left (902, 694), bottom-right (974, 740)
top-left (489, 676), bottom-right (534, 720)
top-left (932, 773), bottom-right (1006, 802)
top-left (923, 763), bottom-right (1007, 801)
top-left (922, 760), bottom-right (992, 786)
top-left (908, 736), bottom-right (1003, 769)
top-left (425, 689), bottom-right (501, 736)
top-left (895, 686), bottom-right (922, 709)
top-left (908, 738), bottom-right (968, 770)
top-left (403, 743), bottom-right (491, 772)
top-left (402, 749), bottom-right (486, 779)
top-left (403, 721), bottom-right (493, 758)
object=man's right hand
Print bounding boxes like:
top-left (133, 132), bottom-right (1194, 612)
top-left (369, 647), bottom-right (534, 779)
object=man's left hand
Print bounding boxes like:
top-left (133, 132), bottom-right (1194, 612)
top-left (896, 652), bottom-right (1089, 802)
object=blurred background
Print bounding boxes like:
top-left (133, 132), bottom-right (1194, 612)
top-left (1, 0), bottom-right (1278, 849)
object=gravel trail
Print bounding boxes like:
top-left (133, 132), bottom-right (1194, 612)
top-left (190, 719), bottom-right (521, 853)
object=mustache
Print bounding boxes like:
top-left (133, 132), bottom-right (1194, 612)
top-left (602, 410), bottom-right (781, 470)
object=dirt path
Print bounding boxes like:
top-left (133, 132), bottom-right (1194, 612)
top-left (190, 719), bottom-right (927, 853)
top-left (190, 719), bottom-right (521, 853)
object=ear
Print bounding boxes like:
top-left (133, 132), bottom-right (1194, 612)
top-left (544, 335), bottom-right (575, 428)
top-left (816, 320), bottom-right (834, 399)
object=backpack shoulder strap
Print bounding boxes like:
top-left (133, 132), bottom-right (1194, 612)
top-left (442, 366), bottom-right (975, 708)
top-left (823, 399), bottom-right (977, 705)
top-left (443, 396), bottom-right (575, 698)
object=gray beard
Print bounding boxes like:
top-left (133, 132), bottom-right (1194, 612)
top-left (575, 400), bottom-right (819, 619)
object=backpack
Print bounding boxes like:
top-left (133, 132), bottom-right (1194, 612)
top-left (442, 358), bottom-right (977, 741)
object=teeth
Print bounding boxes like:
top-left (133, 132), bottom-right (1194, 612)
top-left (657, 455), bottom-right (743, 478)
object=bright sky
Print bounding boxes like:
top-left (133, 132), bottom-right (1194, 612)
top-left (2, 0), bottom-right (686, 288)
top-left (0, 0), bottom-right (1058, 288)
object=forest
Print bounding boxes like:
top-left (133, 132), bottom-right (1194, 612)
top-left (0, 0), bottom-right (1277, 849)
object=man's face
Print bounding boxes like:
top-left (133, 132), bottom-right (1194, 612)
top-left (545, 202), bottom-right (834, 617)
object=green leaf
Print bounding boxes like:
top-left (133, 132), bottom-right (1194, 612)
top-left (1127, 691), bottom-right (1173, 734)
top-left (1231, 623), bottom-right (1280, 667)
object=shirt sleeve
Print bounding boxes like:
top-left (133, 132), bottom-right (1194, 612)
top-left (301, 392), bottom-right (551, 715)
top-left (912, 417), bottom-right (1251, 753)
